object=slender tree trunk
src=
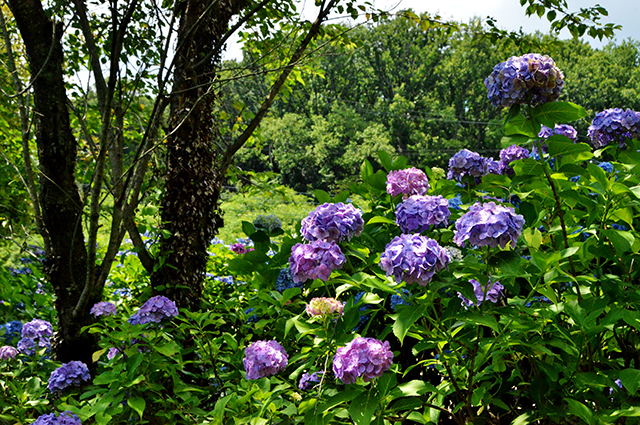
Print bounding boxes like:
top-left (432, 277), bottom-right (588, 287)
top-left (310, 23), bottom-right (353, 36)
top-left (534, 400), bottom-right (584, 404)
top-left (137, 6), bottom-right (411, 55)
top-left (7, 0), bottom-right (99, 364)
top-left (151, 0), bottom-right (247, 309)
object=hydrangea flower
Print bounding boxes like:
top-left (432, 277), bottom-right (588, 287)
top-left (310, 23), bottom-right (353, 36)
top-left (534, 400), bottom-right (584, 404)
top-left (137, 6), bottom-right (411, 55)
top-left (453, 202), bottom-right (525, 249)
top-left (353, 292), bottom-right (373, 333)
top-left (48, 361), bottom-right (91, 393)
top-left (458, 279), bottom-right (504, 307)
top-left (301, 202), bottom-right (364, 243)
top-left (445, 246), bottom-right (463, 262)
top-left (0, 346), bottom-right (18, 360)
top-left (598, 161), bottom-right (614, 173)
top-left (390, 289), bottom-right (411, 312)
top-left (588, 108), bottom-right (640, 148)
top-left (21, 319), bottom-right (53, 339)
top-left (332, 337), bottom-right (393, 384)
top-left (484, 53), bottom-right (564, 108)
top-left (243, 340), bottom-right (288, 380)
top-left (275, 268), bottom-right (303, 293)
top-left (289, 240), bottom-right (346, 283)
top-left (395, 195), bottom-right (451, 233)
top-left (230, 243), bottom-right (250, 254)
top-left (499, 145), bottom-right (530, 176)
top-left (253, 214), bottom-right (283, 233)
top-left (33, 411), bottom-right (82, 425)
top-left (107, 347), bottom-right (120, 360)
top-left (306, 297), bottom-right (344, 317)
top-left (379, 234), bottom-right (450, 286)
top-left (386, 167), bottom-right (430, 198)
top-left (129, 296), bottom-right (178, 325)
top-left (17, 336), bottom-right (51, 356)
top-left (1, 320), bottom-right (22, 344)
top-left (447, 149), bottom-right (498, 184)
top-left (299, 372), bottom-right (322, 391)
top-left (448, 194), bottom-right (463, 210)
top-left (90, 301), bottom-right (117, 317)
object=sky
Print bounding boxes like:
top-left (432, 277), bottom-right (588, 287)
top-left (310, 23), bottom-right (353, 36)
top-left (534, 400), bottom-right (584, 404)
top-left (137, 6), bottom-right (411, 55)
top-left (222, 0), bottom-right (639, 60)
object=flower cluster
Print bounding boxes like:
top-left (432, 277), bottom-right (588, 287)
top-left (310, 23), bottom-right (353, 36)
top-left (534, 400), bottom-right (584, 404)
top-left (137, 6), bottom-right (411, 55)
top-left (386, 167), bottom-right (430, 198)
top-left (447, 149), bottom-right (499, 184)
top-left (253, 214), bottom-right (283, 233)
top-left (332, 337), bottom-right (393, 384)
top-left (230, 243), bottom-right (251, 254)
top-left (395, 195), bottom-right (451, 233)
top-left (33, 412), bottom-right (82, 425)
top-left (243, 340), bottom-right (288, 380)
top-left (390, 289), bottom-right (411, 312)
top-left (588, 108), bottom-right (640, 148)
top-left (18, 319), bottom-right (53, 356)
top-left (48, 361), bottom-right (91, 393)
top-left (275, 268), bottom-right (303, 293)
top-left (453, 202), bottom-right (525, 249)
top-left (499, 145), bottom-right (530, 176)
top-left (539, 124), bottom-right (578, 142)
top-left (1, 320), bottom-right (22, 344)
top-left (301, 202), bottom-right (364, 243)
top-left (458, 279), bottom-right (504, 307)
top-left (129, 296), bottom-right (178, 325)
top-left (306, 297), bottom-right (344, 317)
top-left (379, 234), bottom-right (450, 286)
top-left (299, 372), bottom-right (322, 391)
top-left (484, 53), bottom-right (564, 108)
top-left (0, 346), bottom-right (18, 360)
top-left (90, 301), bottom-right (117, 317)
top-left (289, 240), bottom-right (346, 283)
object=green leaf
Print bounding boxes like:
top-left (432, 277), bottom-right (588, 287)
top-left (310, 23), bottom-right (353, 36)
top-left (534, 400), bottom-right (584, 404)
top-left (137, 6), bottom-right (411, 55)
top-left (565, 398), bottom-right (594, 425)
top-left (155, 341), bottom-right (180, 357)
top-left (241, 221), bottom-right (256, 236)
top-left (377, 150), bottom-right (392, 172)
top-left (361, 160), bottom-right (374, 181)
top-left (602, 229), bottom-right (635, 255)
top-left (504, 115), bottom-right (538, 138)
top-left (366, 216), bottom-right (396, 225)
top-left (389, 380), bottom-right (437, 399)
top-left (513, 158), bottom-right (544, 176)
top-left (501, 135), bottom-right (531, 148)
top-left (349, 389), bottom-right (379, 425)
top-left (393, 304), bottom-right (427, 344)
top-left (314, 189), bottom-right (332, 204)
top-left (620, 369), bottom-right (640, 395)
top-left (511, 412), bottom-right (536, 425)
top-left (318, 389), bottom-right (363, 413)
top-left (547, 137), bottom-right (592, 158)
top-left (522, 227), bottom-right (542, 249)
top-left (128, 397), bottom-right (146, 419)
top-left (532, 102), bottom-right (587, 127)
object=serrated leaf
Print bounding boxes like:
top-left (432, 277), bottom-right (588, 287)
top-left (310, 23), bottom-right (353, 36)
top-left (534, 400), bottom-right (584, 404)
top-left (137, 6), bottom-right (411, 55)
top-left (349, 389), bottom-right (379, 425)
top-left (532, 102), bottom-right (587, 127)
top-left (504, 115), bottom-right (538, 138)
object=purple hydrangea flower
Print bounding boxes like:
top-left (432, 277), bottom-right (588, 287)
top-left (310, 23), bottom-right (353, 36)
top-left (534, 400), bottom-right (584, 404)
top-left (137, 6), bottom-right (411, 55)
top-left (129, 296), bottom-right (178, 325)
top-left (332, 337), bottom-right (394, 384)
top-left (17, 336), bottom-right (51, 356)
top-left (453, 202), bottom-right (525, 249)
top-left (588, 108), bottom-right (640, 148)
top-left (499, 145), bottom-right (530, 176)
top-left (484, 53), bottom-right (564, 108)
top-left (0, 346), bottom-right (18, 360)
top-left (243, 340), bottom-right (288, 380)
top-left (395, 195), bottom-right (451, 233)
top-left (90, 301), bottom-right (117, 317)
top-left (386, 167), bottom-right (430, 198)
top-left (379, 234), bottom-right (450, 286)
top-left (306, 297), bottom-right (344, 317)
top-left (230, 243), bottom-right (251, 254)
top-left (48, 361), bottom-right (91, 393)
top-left (458, 279), bottom-right (504, 307)
top-left (107, 347), bottom-right (120, 360)
top-left (33, 411), bottom-right (81, 425)
top-left (21, 319), bottom-right (53, 339)
top-left (289, 240), bottom-right (346, 283)
top-left (301, 202), bottom-right (364, 243)
top-left (299, 371), bottom-right (322, 391)
top-left (447, 149), bottom-right (495, 184)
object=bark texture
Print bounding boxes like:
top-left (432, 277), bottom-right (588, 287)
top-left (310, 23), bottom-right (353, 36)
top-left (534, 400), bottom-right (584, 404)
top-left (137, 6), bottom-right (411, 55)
top-left (7, 0), bottom-right (99, 363)
top-left (151, 0), bottom-right (247, 309)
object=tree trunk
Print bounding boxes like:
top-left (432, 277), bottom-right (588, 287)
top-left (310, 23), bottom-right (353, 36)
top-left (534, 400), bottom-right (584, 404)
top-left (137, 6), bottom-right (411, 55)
top-left (151, 0), bottom-right (246, 309)
top-left (7, 0), bottom-right (99, 364)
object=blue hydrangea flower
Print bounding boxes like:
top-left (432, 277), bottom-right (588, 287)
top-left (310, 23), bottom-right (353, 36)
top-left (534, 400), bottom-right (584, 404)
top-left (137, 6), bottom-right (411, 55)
top-left (129, 296), bottom-right (178, 325)
top-left (611, 223), bottom-right (629, 231)
top-left (485, 53), bottom-right (564, 108)
top-left (301, 202), bottom-right (364, 243)
top-left (1, 320), bottom-right (22, 344)
top-left (588, 108), bottom-right (640, 148)
top-left (17, 336), bottom-right (51, 356)
top-left (243, 340), bottom-right (288, 380)
top-left (275, 268), bottom-right (303, 293)
top-left (395, 195), bottom-right (451, 233)
top-left (333, 337), bottom-right (393, 384)
top-left (598, 161), bottom-right (614, 173)
top-left (245, 308), bottom-right (260, 323)
top-left (379, 234), bottom-right (450, 286)
top-left (499, 145), bottom-right (530, 176)
top-left (386, 167), bottom-right (430, 198)
top-left (453, 202), bottom-right (525, 249)
top-left (447, 149), bottom-right (488, 183)
top-left (33, 412), bottom-right (82, 425)
top-left (458, 279), bottom-right (504, 307)
top-left (448, 194), bottom-right (463, 210)
top-left (48, 361), bottom-right (91, 393)
top-left (289, 240), bottom-right (346, 283)
top-left (390, 289), bottom-right (411, 312)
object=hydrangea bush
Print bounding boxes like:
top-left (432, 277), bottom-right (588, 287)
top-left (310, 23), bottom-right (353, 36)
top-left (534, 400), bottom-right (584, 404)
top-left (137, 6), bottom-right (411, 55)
top-left (6, 52), bottom-right (640, 425)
